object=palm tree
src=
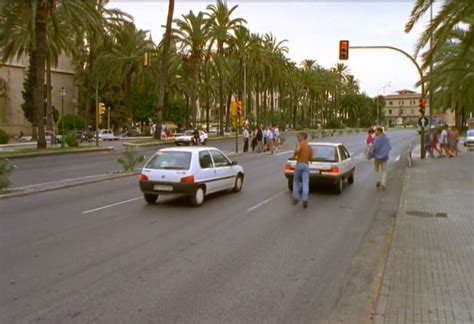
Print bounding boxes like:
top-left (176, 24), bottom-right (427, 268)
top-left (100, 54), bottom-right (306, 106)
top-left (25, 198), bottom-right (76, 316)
top-left (155, 0), bottom-right (175, 139)
top-left (173, 11), bottom-right (211, 128)
top-left (206, 0), bottom-right (246, 135)
top-left (94, 22), bottom-right (152, 130)
top-left (0, 0), bottom-right (101, 148)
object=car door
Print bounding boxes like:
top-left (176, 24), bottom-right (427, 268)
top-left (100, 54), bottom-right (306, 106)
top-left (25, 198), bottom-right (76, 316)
top-left (338, 145), bottom-right (350, 175)
top-left (210, 149), bottom-right (235, 191)
top-left (198, 150), bottom-right (218, 194)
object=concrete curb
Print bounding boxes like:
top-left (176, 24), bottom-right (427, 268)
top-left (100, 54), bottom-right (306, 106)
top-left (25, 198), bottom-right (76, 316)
top-left (123, 136), bottom-right (233, 148)
top-left (0, 146), bottom-right (115, 160)
top-left (0, 170), bottom-right (140, 200)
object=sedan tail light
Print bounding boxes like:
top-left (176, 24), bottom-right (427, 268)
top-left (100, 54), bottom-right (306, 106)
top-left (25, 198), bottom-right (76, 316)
top-left (322, 166), bottom-right (339, 175)
top-left (180, 175), bottom-right (195, 183)
top-left (139, 173), bottom-right (149, 181)
top-left (285, 164), bottom-right (295, 172)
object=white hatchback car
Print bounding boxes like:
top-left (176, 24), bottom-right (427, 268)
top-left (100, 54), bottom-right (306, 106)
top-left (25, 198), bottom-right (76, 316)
top-left (139, 147), bottom-right (244, 206)
top-left (284, 142), bottom-right (355, 194)
top-left (174, 130), bottom-right (208, 146)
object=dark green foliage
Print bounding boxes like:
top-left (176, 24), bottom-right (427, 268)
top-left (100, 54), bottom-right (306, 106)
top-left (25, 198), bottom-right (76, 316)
top-left (0, 158), bottom-right (16, 189)
top-left (58, 115), bottom-right (85, 132)
top-left (325, 119), bottom-right (345, 129)
top-left (0, 129), bottom-right (9, 144)
top-left (164, 98), bottom-right (187, 126)
top-left (64, 133), bottom-right (79, 147)
top-left (117, 146), bottom-right (145, 172)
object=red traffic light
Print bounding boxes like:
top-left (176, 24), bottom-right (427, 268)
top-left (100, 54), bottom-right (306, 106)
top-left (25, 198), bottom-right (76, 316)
top-left (236, 101), bottom-right (242, 115)
top-left (418, 98), bottom-right (427, 108)
top-left (339, 40), bottom-right (349, 60)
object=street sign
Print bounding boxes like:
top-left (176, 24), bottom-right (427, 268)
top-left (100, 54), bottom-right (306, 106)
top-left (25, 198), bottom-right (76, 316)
top-left (418, 116), bottom-right (429, 128)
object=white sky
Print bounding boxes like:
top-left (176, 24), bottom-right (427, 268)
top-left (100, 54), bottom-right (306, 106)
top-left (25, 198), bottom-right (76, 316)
top-left (108, 0), bottom-right (437, 97)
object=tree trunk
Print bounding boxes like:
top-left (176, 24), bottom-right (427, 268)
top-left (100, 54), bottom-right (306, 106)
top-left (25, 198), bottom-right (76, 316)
top-left (225, 90), bottom-right (232, 130)
top-left (256, 77), bottom-right (260, 126)
top-left (46, 59), bottom-right (53, 131)
top-left (33, 2), bottom-right (49, 149)
top-left (206, 88), bottom-right (210, 133)
top-left (270, 84), bottom-right (274, 126)
top-left (263, 89), bottom-right (267, 126)
top-left (191, 60), bottom-right (199, 128)
top-left (156, 0), bottom-right (175, 139)
top-left (84, 48), bottom-right (95, 129)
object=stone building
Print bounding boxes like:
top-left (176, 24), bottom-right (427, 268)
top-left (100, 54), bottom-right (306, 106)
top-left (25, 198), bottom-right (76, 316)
top-left (0, 54), bottom-right (77, 136)
top-left (384, 89), bottom-right (424, 126)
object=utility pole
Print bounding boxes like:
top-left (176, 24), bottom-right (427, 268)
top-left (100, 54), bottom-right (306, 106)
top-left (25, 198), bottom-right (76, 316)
top-left (350, 45), bottom-right (426, 159)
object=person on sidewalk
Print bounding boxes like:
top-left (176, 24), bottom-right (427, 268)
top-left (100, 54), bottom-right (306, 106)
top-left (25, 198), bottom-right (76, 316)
top-left (430, 126), bottom-right (443, 158)
top-left (242, 127), bottom-right (249, 153)
top-left (373, 126), bottom-right (391, 190)
top-left (292, 132), bottom-right (313, 208)
top-left (256, 126), bottom-right (263, 153)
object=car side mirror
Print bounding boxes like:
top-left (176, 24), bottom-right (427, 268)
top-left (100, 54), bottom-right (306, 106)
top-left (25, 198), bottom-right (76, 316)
top-left (231, 161), bottom-right (237, 165)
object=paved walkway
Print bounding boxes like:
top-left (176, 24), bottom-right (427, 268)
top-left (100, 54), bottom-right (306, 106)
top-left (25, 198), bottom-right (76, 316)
top-left (375, 145), bottom-right (474, 323)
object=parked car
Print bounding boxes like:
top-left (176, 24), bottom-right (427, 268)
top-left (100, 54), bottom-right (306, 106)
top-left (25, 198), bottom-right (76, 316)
top-left (174, 130), bottom-right (208, 146)
top-left (284, 142), bottom-right (355, 194)
top-left (19, 131), bottom-right (61, 144)
top-left (97, 130), bottom-right (119, 141)
top-left (463, 130), bottom-right (474, 147)
top-left (139, 147), bottom-right (244, 206)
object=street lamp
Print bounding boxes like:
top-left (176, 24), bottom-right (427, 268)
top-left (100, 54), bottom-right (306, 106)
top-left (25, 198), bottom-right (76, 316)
top-left (376, 82), bottom-right (391, 125)
top-left (59, 87), bottom-right (67, 148)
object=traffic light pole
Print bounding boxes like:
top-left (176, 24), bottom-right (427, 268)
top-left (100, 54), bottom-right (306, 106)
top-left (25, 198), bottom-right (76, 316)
top-left (95, 82), bottom-right (99, 147)
top-left (349, 45), bottom-right (426, 159)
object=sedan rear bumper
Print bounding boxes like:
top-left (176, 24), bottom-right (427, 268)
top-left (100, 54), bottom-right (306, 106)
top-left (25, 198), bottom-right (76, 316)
top-left (285, 169), bottom-right (353, 185)
top-left (139, 180), bottom-right (200, 195)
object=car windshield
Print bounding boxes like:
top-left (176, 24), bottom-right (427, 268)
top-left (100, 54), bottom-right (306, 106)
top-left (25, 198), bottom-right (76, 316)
top-left (311, 145), bottom-right (338, 162)
top-left (146, 151), bottom-right (192, 170)
top-left (183, 131), bottom-right (194, 136)
top-left (467, 130), bottom-right (474, 137)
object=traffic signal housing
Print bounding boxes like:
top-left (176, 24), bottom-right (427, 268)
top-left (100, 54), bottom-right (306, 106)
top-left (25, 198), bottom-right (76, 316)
top-left (418, 98), bottom-right (427, 116)
top-left (98, 102), bottom-right (106, 123)
top-left (339, 40), bottom-right (349, 60)
top-left (236, 101), bottom-right (242, 116)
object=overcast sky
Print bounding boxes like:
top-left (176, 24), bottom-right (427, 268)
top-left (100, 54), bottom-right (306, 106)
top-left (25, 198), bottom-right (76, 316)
top-left (108, 0), bottom-right (437, 97)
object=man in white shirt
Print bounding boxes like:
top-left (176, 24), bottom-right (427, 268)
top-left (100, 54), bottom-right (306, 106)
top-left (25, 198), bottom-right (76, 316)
top-left (242, 127), bottom-right (249, 152)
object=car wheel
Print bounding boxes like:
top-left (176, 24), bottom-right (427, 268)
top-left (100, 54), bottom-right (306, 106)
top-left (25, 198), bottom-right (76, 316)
top-left (334, 178), bottom-right (343, 195)
top-left (144, 193), bottom-right (158, 204)
top-left (190, 186), bottom-right (205, 207)
top-left (348, 172), bottom-right (354, 184)
top-left (288, 179), bottom-right (293, 192)
top-left (233, 174), bottom-right (244, 192)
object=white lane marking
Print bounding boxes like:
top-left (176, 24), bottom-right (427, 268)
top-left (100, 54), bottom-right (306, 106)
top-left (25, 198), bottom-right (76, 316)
top-left (247, 190), bottom-right (286, 212)
top-left (82, 197), bottom-right (141, 214)
top-left (395, 154), bottom-right (401, 162)
top-left (275, 150), bottom-right (294, 156)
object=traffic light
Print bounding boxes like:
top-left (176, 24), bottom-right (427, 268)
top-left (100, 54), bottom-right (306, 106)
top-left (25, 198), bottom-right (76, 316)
top-left (339, 40), bottom-right (349, 60)
top-left (418, 98), bottom-right (427, 116)
top-left (236, 101), bottom-right (242, 116)
top-left (98, 102), bottom-right (106, 123)
top-left (144, 52), bottom-right (151, 67)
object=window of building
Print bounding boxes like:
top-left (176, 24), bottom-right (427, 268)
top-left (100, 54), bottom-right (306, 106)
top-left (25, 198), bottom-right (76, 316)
top-left (388, 109), bottom-right (392, 115)
top-left (389, 101), bottom-right (393, 105)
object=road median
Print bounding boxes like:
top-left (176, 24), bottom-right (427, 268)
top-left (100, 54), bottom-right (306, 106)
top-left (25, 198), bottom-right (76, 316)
top-left (0, 170), bottom-right (140, 200)
top-left (0, 146), bottom-right (114, 159)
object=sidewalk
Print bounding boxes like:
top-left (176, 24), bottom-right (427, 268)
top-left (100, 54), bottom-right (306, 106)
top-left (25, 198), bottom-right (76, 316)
top-left (375, 147), bottom-right (474, 323)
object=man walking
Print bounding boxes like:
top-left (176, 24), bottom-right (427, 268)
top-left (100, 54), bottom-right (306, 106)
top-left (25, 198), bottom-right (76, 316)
top-left (256, 126), bottom-right (263, 153)
top-left (242, 127), bottom-right (249, 153)
top-left (292, 132), bottom-right (313, 208)
top-left (372, 126), bottom-right (391, 190)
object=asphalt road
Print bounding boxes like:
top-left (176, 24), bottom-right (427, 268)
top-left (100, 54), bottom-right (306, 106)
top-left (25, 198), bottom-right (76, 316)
top-left (1, 130), bottom-right (416, 323)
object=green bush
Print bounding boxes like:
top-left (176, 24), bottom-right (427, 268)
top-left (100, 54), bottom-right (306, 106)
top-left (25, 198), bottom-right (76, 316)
top-left (58, 115), bottom-right (85, 133)
top-left (117, 146), bottom-right (145, 172)
top-left (65, 133), bottom-right (79, 147)
top-left (0, 129), bottom-right (9, 144)
top-left (325, 119), bottom-right (345, 129)
top-left (0, 159), bottom-right (16, 189)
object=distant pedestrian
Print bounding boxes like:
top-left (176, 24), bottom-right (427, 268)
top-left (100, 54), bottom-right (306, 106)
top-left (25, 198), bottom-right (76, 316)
top-left (267, 127), bottom-right (275, 154)
top-left (364, 128), bottom-right (375, 159)
top-left (256, 126), bottom-right (264, 153)
top-left (242, 127), bottom-right (249, 153)
top-left (292, 132), bottom-right (313, 208)
top-left (439, 125), bottom-right (452, 157)
top-left (451, 126), bottom-right (460, 156)
top-left (430, 126), bottom-right (443, 157)
top-left (372, 126), bottom-right (391, 190)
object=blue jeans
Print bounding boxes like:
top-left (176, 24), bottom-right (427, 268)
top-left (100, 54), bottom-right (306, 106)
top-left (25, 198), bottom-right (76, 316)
top-left (293, 162), bottom-right (310, 202)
